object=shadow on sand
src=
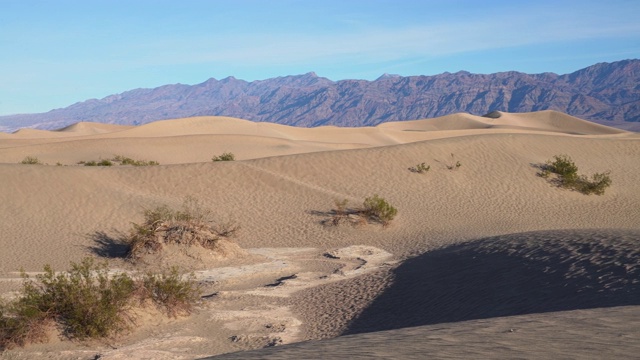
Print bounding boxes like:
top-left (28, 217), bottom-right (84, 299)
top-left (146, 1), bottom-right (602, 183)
top-left (344, 228), bottom-right (640, 335)
top-left (86, 231), bottom-right (130, 258)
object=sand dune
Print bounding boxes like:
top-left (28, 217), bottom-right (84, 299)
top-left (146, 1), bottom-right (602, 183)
top-left (0, 111), bottom-right (638, 359)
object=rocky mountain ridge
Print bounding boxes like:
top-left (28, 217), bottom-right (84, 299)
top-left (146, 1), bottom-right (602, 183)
top-left (1, 59), bottom-right (638, 132)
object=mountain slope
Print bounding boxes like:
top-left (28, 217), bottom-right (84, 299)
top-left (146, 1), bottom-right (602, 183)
top-left (1, 60), bottom-right (639, 132)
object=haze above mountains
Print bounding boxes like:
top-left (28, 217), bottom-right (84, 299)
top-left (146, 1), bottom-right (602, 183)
top-left (0, 59), bottom-right (638, 133)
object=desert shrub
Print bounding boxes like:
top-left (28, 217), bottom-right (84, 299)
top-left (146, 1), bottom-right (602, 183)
top-left (573, 172), bottom-right (612, 195)
top-left (539, 155), bottom-right (612, 195)
top-left (323, 196), bottom-right (397, 228)
top-left (0, 258), bottom-right (136, 345)
top-left (0, 258), bottom-right (202, 349)
top-left (446, 153), bottom-right (461, 170)
top-left (82, 160), bottom-right (112, 166)
top-left (20, 156), bottom-right (41, 165)
top-left (212, 152), bottom-right (235, 161)
top-left (113, 155), bottom-right (159, 166)
top-left (0, 298), bottom-right (50, 350)
top-left (542, 154), bottom-right (578, 186)
top-left (362, 195), bottom-right (398, 226)
top-left (409, 162), bottom-right (430, 173)
top-left (126, 197), bottom-right (239, 260)
top-left (140, 268), bottom-right (201, 317)
top-left (328, 198), bottom-right (350, 226)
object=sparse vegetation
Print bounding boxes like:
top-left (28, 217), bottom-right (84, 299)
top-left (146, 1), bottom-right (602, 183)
top-left (362, 194), bottom-right (398, 227)
top-left (81, 159), bottom-right (113, 166)
top-left (212, 152), bottom-right (235, 162)
top-left (329, 198), bottom-right (351, 226)
top-left (0, 258), bottom-right (200, 350)
top-left (126, 197), bottom-right (239, 260)
top-left (113, 155), bottom-right (159, 166)
top-left (538, 154), bottom-right (612, 195)
top-left (77, 156), bottom-right (158, 167)
top-left (446, 153), bottom-right (461, 170)
top-left (324, 195), bottom-right (397, 228)
top-left (140, 268), bottom-right (201, 317)
top-left (19, 156), bottom-right (42, 165)
top-left (408, 162), bottom-right (431, 174)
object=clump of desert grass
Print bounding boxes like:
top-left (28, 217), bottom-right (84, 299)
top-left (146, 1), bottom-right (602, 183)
top-left (126, 197), bottom-right (240, 261)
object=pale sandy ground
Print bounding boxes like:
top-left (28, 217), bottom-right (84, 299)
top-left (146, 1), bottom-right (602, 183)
top-left (0, 110), bottom-right (638, 359)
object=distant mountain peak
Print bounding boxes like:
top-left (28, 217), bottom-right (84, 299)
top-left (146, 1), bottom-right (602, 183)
top-left (376, 73), bottom-right (402, 80)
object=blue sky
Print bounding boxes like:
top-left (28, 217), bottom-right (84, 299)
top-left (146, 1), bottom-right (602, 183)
top-left (1, 0), bottom-right (639, 116)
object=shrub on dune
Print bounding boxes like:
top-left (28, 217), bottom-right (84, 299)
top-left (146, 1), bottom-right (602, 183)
top-left (19, 156), bottom-right (41, 165)
top-left (324, 195), bottom-right (397, 228)
top-left (362, 194), bottom-right (398, 227)
top-left (212, 152), bottom-right (235, 161)
top-left (538, 154), bottom-right (612, 195)
top-left (125, 197), bottom-right (240, 260)
top-left (0, 258), bottom-right (200, 350)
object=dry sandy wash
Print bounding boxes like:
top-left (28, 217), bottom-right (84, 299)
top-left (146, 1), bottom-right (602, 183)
top-left (0, 110), bottom-right (639, 359)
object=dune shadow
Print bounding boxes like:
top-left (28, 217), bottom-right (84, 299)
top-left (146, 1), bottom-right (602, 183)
top-left (344, 228), bottom-right (640, 335)
top-left (87, 230), bottom-right (130, 258)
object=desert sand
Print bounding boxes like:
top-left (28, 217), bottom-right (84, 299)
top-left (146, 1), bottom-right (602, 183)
top-left (0, 110), bottom-right (638, 359)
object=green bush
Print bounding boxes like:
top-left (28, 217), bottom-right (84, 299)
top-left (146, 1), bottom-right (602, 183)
top-left (212, 152), bottom-right (235, 162)
top-left (574, 172), bottom-right (612, 195)
top-left (539, 155), bottom-right (612, 195)
top-left (140, 268), bottom-right (201, 317)
top-left (20, 156), bottom-right (41, 165)
top-left (362, 195), bottom-right (398, 227)
top-left (0, 298), bottom-right (49, 349)
top-left (543, 154), bottom-right (578, 186)
top-left (0, 258), bottom-right (136, 347)
top-left (0, 259), bottom-right (201, 350)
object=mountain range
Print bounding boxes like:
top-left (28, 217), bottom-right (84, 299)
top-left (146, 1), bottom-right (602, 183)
top-left (1, 59), bottom-right (638, 132)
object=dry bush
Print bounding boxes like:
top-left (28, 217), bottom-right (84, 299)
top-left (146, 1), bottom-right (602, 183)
top-left (19, 156), bottom-right (42, 165)
top-left (445, 153), bottom-right (461, 170)
top-left (408, 162), bottom-right (430, 174)
top-left (324, 195), bottom-right (397, 228)
top-left (126, 197), bottom-right (239, 260)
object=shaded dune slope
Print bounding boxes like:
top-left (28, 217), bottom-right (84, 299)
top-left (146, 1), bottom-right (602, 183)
top-left (208, 228), bottom-right (640, 359)
top-left (208, 306), bottom-right (640, 359)
top-left (345, 228), bottom-right (640, 335)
